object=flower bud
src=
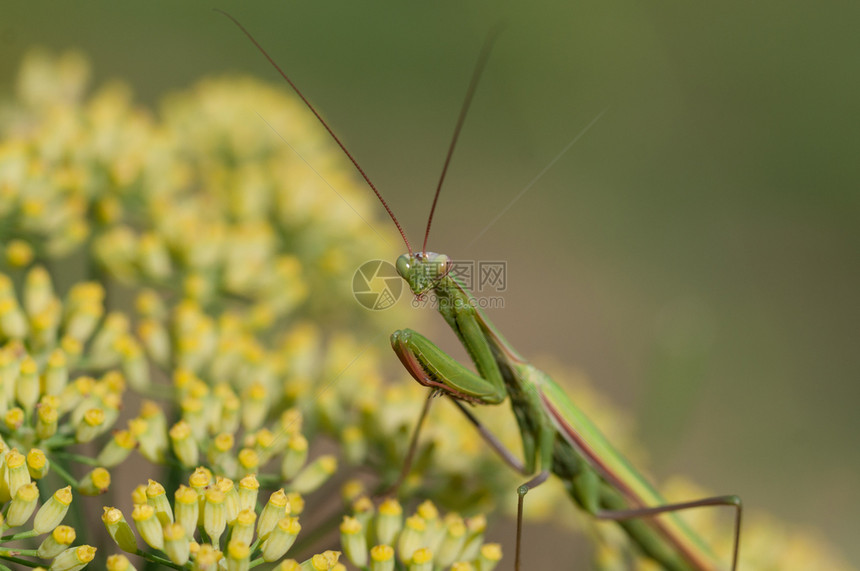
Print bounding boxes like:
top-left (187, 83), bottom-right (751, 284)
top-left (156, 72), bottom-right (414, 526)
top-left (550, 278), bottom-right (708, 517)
top-left (397, 515), bottom-right (426, 564)
top-left (58, 376), bottom-right (92, 415)
top-left (7, 481), bottom-right (39, 526)
top-left (36, 404), bottom-right (58, 439)
top-left (5, 240), bottom-right (33, 268)
top-left (189, 466), bottom-right (213, 492)
top-left (436, 515), bottom-right (466, 568)
top-left (96, 429), bottom-right (136, 467)
top-left (30, 300), bottom-right (61, 350)
top-left (215, 477), bottom-right (239, 523)
top-left (0, 297), bottom-right (28, 340)
top-left (33, 486), bottom-right (72, 534)
top-left (209, 432), bottom-right (236, 475)
top-left (14, 356), bottom-right (39, 411)
top-left (286, 492), bottom-right (304, 516)
top-left (64, 287), bottom-right (103, 345)
top-left (4, 407), bottom-right (24, 431)
top-left (237, 447), bottom-right (259, 475)
top-left (191, 543), bottom-right (221, 571)
top-left (262, 516), bottom-right (301, 562)
top-left (241, 381), bottom-right (268, 431)
top-left (5, 448), bottom-right (31, 500)
top-left (237, 474), bottom-right (259, 512)
top-left (138, 233), bottom-right (172, 280)
top-left (145, 478), bottom-right (173, 524)
top-left (340, 425), bottom-right (366, 464)
top-left (106, 553), bottom-right (137, 571)
top-left (280, 434), bottom-right (308, 481)
top-left (251, 428), bottom-right (278, 463)
top-left (164, 522), bottom-right (190, 565)
top-left (44, 349), bottom-right (68, 396)
top-left (203, 487), bottom-right (227, 545)
top-left (75, 408), bottom-right (105, 443)
top-left (59, 335), bottom-right (82, 366)
top-left (89, 312), bottom-right (129, 367)
top-left (37, 524), bottom-right (75, 558)
top-left (131, 484), bottom-right (147, 505)
top-left (257, 488), bottom-right (289, 540)
top-left (302, 551), bottom-right (340, 571)
top-left (136, 402), bottom-right (168, 464)
top-left (341, 480), bottom-right (364, 504)
top-left (26, 448), bottom-right (49, 480)
top-left (280, 408), bottom-right (303, 435)
top-left (138, 318), bottom-right (170, 367)
top-left (78, 467), bottom-right (110, 496)
top-left (219, 391), bottom-right (241, 435)
top-left (476, 543), bottom-right (502, 571)
top-left (174, 485), bottom-right (199, 538)
top-left (408, 548), bottom-right (433, 571)
top-left (375, 499), bottom-right (403, 546)
top-left (369, 545), bottom-right (395, 571)
top-left (226, 539), bottom-right (251, 571)
top-left (131, 503), bottom-right (163, 550)
top-left (340, 516), bottom-right (367, 567)
top-left (460, 514), bottom-right (487, 562)
top-left (49, 545), bottom-right (96, 571)
top-left (118, 335), bottom-right (150, 392)
top-left (231, 509), bottom-right (256, 546)
top-left (102, 506), bottom-right (138, 553)
top-left (24, 267), bottom-right (53, 315)
top-left (289, 455), bottom-right (336, 495)
top-left (169, 420), bottom-right (199, 467)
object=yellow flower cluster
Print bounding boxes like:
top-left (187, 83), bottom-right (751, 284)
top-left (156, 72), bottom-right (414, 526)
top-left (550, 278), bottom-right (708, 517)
top-left (0, 475), bottom-right (94, 569)
top-left (103, 468), bottom-right (339, 570)
top-left (0, 268), bottom-right (144, 495)
top-left (1, 50), bottom-right (394, 333)
top-left (0, 49), bottom-right (854, 571)
top-left (339, 494), bottom-right (501, 571)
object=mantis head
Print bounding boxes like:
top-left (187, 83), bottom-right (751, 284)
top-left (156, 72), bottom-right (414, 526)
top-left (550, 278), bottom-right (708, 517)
top-left (396, 252), bottom-right (451, 296)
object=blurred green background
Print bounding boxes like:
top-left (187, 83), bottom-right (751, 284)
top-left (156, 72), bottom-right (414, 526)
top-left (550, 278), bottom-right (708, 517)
top-left (3, 0), bottom-right (858, 565)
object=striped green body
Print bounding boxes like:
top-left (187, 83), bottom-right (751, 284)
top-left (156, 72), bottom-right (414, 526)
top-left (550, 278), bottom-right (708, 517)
top-left (391, 253), bottom-right (723, 570)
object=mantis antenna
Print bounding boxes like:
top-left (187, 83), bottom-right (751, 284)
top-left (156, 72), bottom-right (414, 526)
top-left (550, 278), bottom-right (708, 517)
top-left (215, 9), bottom-right (413, 255)
top-left (217, 9), bottom-right (499, 259)
top-left (422, 27), bottom-right (500, 255)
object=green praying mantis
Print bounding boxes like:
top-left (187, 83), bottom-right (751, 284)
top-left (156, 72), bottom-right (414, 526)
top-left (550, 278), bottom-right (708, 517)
top-left (219, 12), bottom-right (743, 571)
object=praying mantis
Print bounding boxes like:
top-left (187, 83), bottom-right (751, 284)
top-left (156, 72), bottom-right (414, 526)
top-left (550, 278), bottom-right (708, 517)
top-left (218, 12), bottom-right (743, 571)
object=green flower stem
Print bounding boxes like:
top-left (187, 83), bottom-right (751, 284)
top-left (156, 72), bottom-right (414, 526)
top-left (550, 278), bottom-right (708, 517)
top-left (43, 436), bottom-right (78, 449)
top-left (50, 450), bottom-right (101, 466)
top-left (135, 549), bottom-right (184, 570)
top-left (47, 458), bottom-right (78, 487)
top-left (255, 474), bottom-right (283, 487)
top-left (0, 530), bottom-right (38, 542)
top-left (42, 430), bottom-right (76, 448)
top-left (51, 455), bottom-right (88, 547)
top-left (0, 553), bottom-right (40, 567)
top-left (0, 548), bottom-right (38, 557)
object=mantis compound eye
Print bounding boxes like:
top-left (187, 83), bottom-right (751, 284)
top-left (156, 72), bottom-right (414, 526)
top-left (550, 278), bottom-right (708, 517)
top-left (395, 254), bottom-right (412, 280)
